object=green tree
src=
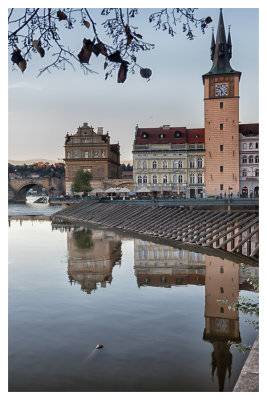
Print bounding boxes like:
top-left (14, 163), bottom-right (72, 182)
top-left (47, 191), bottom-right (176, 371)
top-left (71, 169), bottom-right (92, 196)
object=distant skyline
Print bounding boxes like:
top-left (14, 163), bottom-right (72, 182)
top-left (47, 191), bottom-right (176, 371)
top-left (8, 7), bottom-right (259, 163)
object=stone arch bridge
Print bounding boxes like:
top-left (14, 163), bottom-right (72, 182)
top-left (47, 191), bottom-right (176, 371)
top-left (8, 176), bottom-right (65, 203)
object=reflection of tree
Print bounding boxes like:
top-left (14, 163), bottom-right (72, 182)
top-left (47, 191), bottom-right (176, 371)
top-left (72, 229), bottom-right (93, 249)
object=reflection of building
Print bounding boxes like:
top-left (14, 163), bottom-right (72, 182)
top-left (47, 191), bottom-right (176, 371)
top-left (67, 228), bottom-right (122, 294)
top-left (133, 238), bottom-right (258, 392)
top-left (64, 123), bottom-right (121, 193)
top-left (134, 239), bottom-right (206, 287)
top-left (203, 256), bottom-right (241, 392)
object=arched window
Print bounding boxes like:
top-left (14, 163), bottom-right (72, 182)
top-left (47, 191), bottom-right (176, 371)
top-left (152, 160), bottom-right (157, 169)
top-left (197, 173), bottom-right (203, 184)
top-left (143, 175), bottom-right (148, 184)
top-left (248, 155), bottom-right (253, 164)
top-left (152, 175), bottom-right (158, 184)
top-left (190, 174), bottom-right (195, 184)
top-left (190, 159), bottom-right (195, 168)
top-left (197, 158), bottom-right (203, 168)
top-left (137, 175), bottom-right (142, 184)
top-left (67, 151), bottom-right (71, 159)
top-left (143, 160), bottom-right (147, 169)
top-left (173, 175), bottom-right (177, 183)
top-left (242, 169), bottom-right (247, 177)
top-left (163, 160), bottom-right (168, 169)
top-left (178, 175), bottom-right (183, 184)
top-left (173, 161), bottom-right (178, 169)
top-left (163, 175), bottom-right (168, 184)
top-left (178, 160), bottom-right (183, 168)
top-left (255, 155), bottom-right (259, 163)
top-left (255, 169), bottom-right (259, 177)
top-left (137, 160), bottom-right (142, 169)
top-left (242, 156), bottom-right (247, 164)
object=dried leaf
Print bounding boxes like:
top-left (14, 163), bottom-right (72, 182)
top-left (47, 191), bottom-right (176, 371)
top-left (77, 38), bottom-right (93, 63)
top-left (57, 10), bottom-right (68, 21)
top-left (140, 68), bottom-right (152, 79)
top-left (205, 16), bottom-right (212, 24)
top-left (104, 61), bottom-right (108, 70)
top-left (18, 60), bottom-right (27, 73)
top-left (108, 51), bottom-right (123, 63)
top-left (117, 62), bottom-right (128, 83)
top-left (93, 42), bottom-right (108, 57)
top-left (32, 40), bottom-right (45, 58)
top-left (11, 50), bottom-right (24, 65)
top-left (83, 20), bottom-right (90, 29)
top-left (125, 25), bottom-right (133, 45)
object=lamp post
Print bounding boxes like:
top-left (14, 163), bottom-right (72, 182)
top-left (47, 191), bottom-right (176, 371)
top-left (228, 186), bottom-right (232, 212)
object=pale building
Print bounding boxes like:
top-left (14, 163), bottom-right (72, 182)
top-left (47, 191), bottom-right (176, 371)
top-left (239, 124), bottom-right (259, 197)
top-left (132, 125), bottom-right (205, 198)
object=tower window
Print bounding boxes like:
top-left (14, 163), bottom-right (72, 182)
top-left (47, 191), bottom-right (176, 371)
top-left (220, 184), bottom-right (223, 191)
top-left (220, 102), bottom-right (223, 109)
top-left (220, 145), bottom-right (223, 151)
top-left (220, 124), bottom-right (223, 130)
top-left (220, 166), bottom-right (223, 172)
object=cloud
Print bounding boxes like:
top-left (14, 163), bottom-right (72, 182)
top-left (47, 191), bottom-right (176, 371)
top-left (8, 81), bottom-right (43, 91)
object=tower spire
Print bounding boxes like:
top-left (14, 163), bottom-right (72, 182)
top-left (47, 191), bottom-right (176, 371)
top-left (202, 8), bottom-right (241, 80)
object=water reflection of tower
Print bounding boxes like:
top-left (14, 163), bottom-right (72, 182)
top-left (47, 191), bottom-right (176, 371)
top-left (67, 228), bottom-right (122, 294)
top-left (203, 256), bottom-right (241, 392)
top-left (134, 239), bottom-right (206, 287)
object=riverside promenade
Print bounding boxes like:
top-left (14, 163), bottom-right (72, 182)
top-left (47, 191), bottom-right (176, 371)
top-left (52, 199), bottom-right (259, 391)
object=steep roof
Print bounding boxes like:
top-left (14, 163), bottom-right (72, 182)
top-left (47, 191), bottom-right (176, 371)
top-left (135, 126), bottom-right (204, 145)
top-left (239, 123), bottom-right (259, 136)
top-left (202, 9), bottom-right (241, 80)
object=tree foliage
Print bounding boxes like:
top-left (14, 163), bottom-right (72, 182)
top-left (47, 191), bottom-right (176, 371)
top-left (71, 169), bottom-right (92, 195)
top-left (8, 8), bottom-right (212, 83)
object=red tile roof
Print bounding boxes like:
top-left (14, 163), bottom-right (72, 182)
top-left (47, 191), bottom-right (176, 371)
top-left (239, 123), bottom-right (259, 136)
top-left (135, 126), bottom-right (205, 145)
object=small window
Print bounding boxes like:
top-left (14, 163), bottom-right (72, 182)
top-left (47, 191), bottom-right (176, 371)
top-left (220, 145), bottom-right (223, 151)
top-left (220, 267), bottom-right (224, 273)
top-left (220, 124), bottom-right (223, 130)
top-left (243, 143), bottom-right (247, 149)
top-left (174, 131), bottom-right (182, 138)
top-left (142, 132), bottom-right (148, 139)
top-left (220, 102), bottom-right (223, 109)
top-left (242, 156), bottom-right (247, 164)
top-left (249, 155), bottom-right (253, 164)
top-left (255, 142), bottom-right (259, 149)
top-left (255, 169), bottom-right (259, 177)
top-left (255, 155), bottom-right (259, 163)
top-left (220, 166), bottom-right (223, 172)
top-left (242, 169), bottom-right (247, 177)
top-left (220, 307), bottom-right (224, 314)
top-left (249, 143), bottom-right (253, 149)
top-left (220, 287), bottom-right (224, 293)
top-left (159, 133), bottom-right (165, 138)
top-left (152, 160), bottom-right (157, 169)
top-left (220, 184), bottom-right (223, 191)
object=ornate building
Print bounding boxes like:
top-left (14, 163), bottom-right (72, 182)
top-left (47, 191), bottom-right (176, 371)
top-left (239, 124), bottom-right (259, 197)
top-left (64, 123), bottom-right (120, 194)
top-left (132, 125), bottom-right (205, 198)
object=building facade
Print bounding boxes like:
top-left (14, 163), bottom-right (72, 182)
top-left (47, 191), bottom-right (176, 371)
top-left (132, 125), bottom-right (205, 198)
top-left (239, 124), bottom-right (259, 197)
top-left (64, 123), bottom-right (120, 193)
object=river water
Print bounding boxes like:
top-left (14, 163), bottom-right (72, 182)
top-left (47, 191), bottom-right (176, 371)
top-left (8, 198), bottom-right (259, 392)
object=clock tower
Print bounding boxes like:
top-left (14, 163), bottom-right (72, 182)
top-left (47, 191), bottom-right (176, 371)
top-left (203, 9), bottom-right (241, 196)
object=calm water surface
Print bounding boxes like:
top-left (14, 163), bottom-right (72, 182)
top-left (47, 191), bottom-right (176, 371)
top-left (8, 208), bottom-right (258, 392)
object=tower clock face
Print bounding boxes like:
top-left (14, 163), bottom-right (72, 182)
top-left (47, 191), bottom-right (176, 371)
top-left (216, 84), bottom-right (228, 97)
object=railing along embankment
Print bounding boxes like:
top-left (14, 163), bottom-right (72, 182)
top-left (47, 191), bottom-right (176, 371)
top-left (52, 200), bottom-right (259, 261)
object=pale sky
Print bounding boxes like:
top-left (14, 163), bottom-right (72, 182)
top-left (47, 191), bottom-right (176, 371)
top-left (8, 6), bottom-right (259, 164)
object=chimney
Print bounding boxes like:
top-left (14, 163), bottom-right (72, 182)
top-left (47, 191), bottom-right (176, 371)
top-left (97, 127), bottom-right (104, 135)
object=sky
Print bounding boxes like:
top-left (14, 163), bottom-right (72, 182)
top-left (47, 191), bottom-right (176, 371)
top-left (8, 5), bottom-right (259, 164)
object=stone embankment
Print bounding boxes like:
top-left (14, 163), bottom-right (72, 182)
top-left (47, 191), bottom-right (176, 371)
top-left (52, 200), bottom-right (259, 262)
